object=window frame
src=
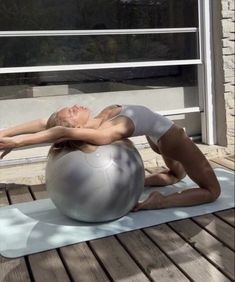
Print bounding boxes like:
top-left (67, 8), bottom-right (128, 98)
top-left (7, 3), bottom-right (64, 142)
top-left (0, 27), bottom-right (201, 72)
top-left (197, 0), bottom-right (216, 145)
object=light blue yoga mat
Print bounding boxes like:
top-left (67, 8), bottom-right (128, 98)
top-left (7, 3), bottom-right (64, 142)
top-left (0, 168), bottom-right (234, 258)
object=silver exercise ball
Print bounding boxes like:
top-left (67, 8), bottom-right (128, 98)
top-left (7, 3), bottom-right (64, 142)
top-left (46, 140), bottom-right (145, 222)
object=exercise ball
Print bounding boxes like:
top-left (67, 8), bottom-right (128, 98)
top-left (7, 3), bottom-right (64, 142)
top-left (46, 140), bottom-right (145, 222)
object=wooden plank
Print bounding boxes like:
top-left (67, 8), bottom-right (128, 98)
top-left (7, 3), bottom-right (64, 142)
top-left (226, 155), bottom-right (235, 162)
top-left (117, 230), bottom-right (189, 282)
top-left (7, 184), bottom-right (33, 204)
top-left (0, 186), bottom-right (31, 282)
top-left (8, 185), bottom-right (71, 282)
top-left (215, 209), bottom-right (235, 227)
top-left (30, 184), bottom-right (48, 199)
top-left (28, 251), bottom-right (71, 282)
top-left (144, 169), bottom-right (151, 176)
top-left (0, 188), bottom-right (9, 207)
top-left (211, 158), bottom-right (235, 171)
top-left (192, 214), bottom-right (235, 250)
top-left (60, 244), bottom-right (110, 282)
top-left (209, 160), bottom-right (225, 169)
top-left (31, 183), bottom-right (111, 281)
top-left (144, 224), bottom-right (230, 282)
top-left (169, 219), bottom-right (234, 280)
top-left (89, 236), bottom-right (150, 282)
top-left (0, 256), bottom-right (31, 282)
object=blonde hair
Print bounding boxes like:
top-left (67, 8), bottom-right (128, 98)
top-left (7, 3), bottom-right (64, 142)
top-left (46, 112), bottom-right (72, 129)
top-left (46, 112), bottom-right (84, 157)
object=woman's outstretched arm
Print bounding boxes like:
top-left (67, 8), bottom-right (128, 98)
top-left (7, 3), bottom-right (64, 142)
top-left (0, 125), bottom-right (125, 155)
top-left (0, 118), bottom-right (48, 137)
top-left (0, 126), bottom-right (64, 158)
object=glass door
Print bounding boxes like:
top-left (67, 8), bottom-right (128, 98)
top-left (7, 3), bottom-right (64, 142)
top-left (0, 0), bottom-right (212, 147)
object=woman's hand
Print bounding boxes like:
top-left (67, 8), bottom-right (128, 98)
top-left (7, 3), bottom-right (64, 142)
top-left (0, 136), bottom-right (19, 149)
top-left (0, 127), bottom-right (65, 158)
top-left (0, 136), bottom-right (20, 158)
top-left (132, 191), bottom-right (166, 211)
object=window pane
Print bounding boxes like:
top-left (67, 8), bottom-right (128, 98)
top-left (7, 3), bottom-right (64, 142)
top-left (0, 65), bottom-right (198, 105)
top-left (0, 0), bottom-right (198, 31)
top-left (0, 33), bottom-right (198, 68)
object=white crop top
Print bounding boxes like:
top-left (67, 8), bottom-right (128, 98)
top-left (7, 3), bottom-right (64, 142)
top-left (116, 105), bottom-right (174, 141)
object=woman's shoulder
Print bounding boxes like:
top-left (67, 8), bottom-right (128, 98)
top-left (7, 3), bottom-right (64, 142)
top-left (96, 104), bottom-right (122, 120)
top-left (103, 104), bottom-right (122, 111)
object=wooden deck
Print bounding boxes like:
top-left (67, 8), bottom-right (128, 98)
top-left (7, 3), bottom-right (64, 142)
top-left (0, 156), bottom-right (234, 282)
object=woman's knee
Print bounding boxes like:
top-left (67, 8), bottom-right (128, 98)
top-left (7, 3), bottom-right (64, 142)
top-left (198, 168), bottom-right (221, 202)
top-left (208, 183), bottom-right (221, 202)
top-left (172, 165), bottom-right (186, 180)
top-left (164, 158), bottom-right (186, 181)
top-left (164, 166), bottom-right (186, 184)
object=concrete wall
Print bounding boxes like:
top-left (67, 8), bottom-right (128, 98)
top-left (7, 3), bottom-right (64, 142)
top-left (220, 0), bottom-right (235, 153)
top-left (212, 0), bottom-right (234, 154)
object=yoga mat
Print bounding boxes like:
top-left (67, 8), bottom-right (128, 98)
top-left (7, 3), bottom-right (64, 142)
top-left (0, 168), bottom-right (234, 258)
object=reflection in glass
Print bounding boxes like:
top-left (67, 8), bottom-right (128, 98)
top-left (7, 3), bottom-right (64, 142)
top-left (0, 33), bottom-right (198, 68)
top-left (0, 65), bottom-right (198, 100)
top-left (0, 0), bottom-right (198, 30)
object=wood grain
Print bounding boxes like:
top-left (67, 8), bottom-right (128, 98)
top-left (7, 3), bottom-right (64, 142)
top-left (60, 243), bottom-right (110, 282)
top-left (7, 184), bottom-right (70, 282)
top-left (169, 219), bottom-right (234, 280)
top-left (215, 209), bottom-right (235, 227)
top-left (117, 230), bottom-right (189, 282)
top-left (192, 213), bottom-right (235, 250)
top-left (0, 185), bottom-right (31, 282)
top-left (90, 236), bottom-right (150, 282)
top-left (144, 224), bottom-right (230, 282)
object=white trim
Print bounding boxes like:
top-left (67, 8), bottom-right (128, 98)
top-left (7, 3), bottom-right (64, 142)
top-left (0, 28), bottom-right (198, 37)
top-left (159, 107), bottom-right (201, 116)
top-left (200, 0), bottom-right (216, 145)
top-left (0, 156), bottom-right (47, 168)
top-left (198, 0), bottom-right (203, 61)
top-left (0, 60), bottom-right (202, 74)
top-left (197, 64), bottom-right (207, 139)
top-left (197, 1), bottom-right (207, 142)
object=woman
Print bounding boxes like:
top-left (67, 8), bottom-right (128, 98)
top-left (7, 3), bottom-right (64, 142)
top-left (0, 104), bottom-right (221, 210)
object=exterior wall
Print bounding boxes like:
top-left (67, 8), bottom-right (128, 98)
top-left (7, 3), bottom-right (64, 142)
top-left (213, 0), bottom-right (234, 154)
top-left (221, 0), bottom-right (235, 153)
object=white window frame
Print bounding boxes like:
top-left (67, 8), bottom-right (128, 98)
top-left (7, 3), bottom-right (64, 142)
top-left (0, 27), bottom-right (200, 74)
top-left (198, 0), bottom-right (216, 145)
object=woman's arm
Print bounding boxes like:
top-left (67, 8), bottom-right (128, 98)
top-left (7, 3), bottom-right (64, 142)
top-left (0, 126), bottom-right (63, 158)
top-left (63, 127), bottom-right (122, 145)
top-left (0, 118), bottom-right (48, 137)
top-left (0, 126), bottom-right (65, 151)
top-left (0, 125), bottom-right (124, 152)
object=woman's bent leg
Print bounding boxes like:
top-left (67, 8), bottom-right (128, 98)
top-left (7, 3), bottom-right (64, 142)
top-left (145, 136), bottom-right (186, 186)
top-left (159, 130), bottom-right (221, 202)
top-left (135, 127), bottom-right (221, 210)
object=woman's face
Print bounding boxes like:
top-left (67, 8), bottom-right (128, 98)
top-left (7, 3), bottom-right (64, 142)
top-left (57, 104), bottom-right (91, 128)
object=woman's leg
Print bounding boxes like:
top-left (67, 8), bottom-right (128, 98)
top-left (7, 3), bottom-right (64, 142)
top-left (158, 127), bottom-right (221, 203)
top-left (145, 136), bottom-right (186, 186)
top-left (135, 127), bottom-right (221, 210)
top-left (145, 156), bottom-right (186, 186)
